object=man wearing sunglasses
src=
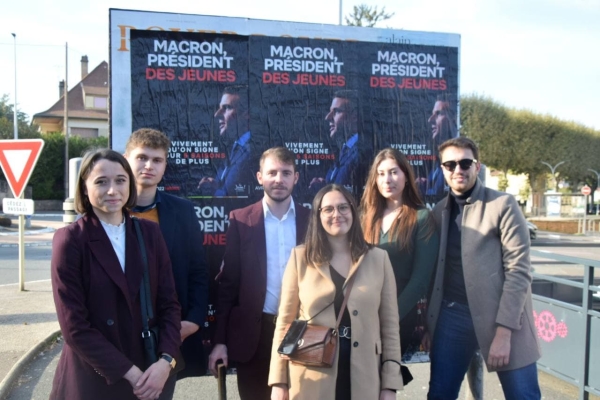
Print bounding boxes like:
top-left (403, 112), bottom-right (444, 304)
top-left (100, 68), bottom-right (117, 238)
top-left (427, 137), bottom-right (541, 399)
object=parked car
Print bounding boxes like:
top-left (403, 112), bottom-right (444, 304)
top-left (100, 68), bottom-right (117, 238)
top-left (527, 221), bottom-right (538, 240)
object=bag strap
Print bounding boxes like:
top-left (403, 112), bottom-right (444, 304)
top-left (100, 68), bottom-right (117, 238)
top-left (133, 217), bottom-right (154, 332)
top-left (334, 274), bottom-right (355, 329)
top-left (305, 273), bottom-right (354, 323)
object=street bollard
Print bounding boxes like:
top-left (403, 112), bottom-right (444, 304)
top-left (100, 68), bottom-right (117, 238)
top-left (63, 157), bottom-right (82, 224)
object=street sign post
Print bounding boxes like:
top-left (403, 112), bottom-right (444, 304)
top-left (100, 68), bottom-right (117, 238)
top-left (581, 186), bottom-right (591, 234)
top-left (0, 139), bottom-right (45, 291)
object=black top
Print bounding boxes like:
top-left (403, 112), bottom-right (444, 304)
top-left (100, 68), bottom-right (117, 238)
top-left (443, 184), bottom-right (476, 305)
top-left (329, 266), bottom-right (351, 327)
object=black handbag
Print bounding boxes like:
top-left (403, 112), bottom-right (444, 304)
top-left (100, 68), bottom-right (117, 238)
top-left (133, 217), bottom-right (184, 374)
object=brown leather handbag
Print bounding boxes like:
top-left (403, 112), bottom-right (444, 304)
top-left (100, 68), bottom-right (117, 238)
top-left (279, 275), bottom-right (355, 368)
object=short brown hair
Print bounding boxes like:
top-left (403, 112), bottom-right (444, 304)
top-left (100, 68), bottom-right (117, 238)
top-left (125, 128), bottom-right (171, 156)
top-left (74, 149), bottom-right (137, 214)
top-left (259, 147), bottom-right (297, 172)
top-left (304, 184), bottom-right (370, 266)
top-left (438, 137), bottom-right (479, 161)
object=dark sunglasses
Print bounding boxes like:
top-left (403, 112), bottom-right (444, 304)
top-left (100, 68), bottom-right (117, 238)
top-left (441, 158), bottom-right (477, 172)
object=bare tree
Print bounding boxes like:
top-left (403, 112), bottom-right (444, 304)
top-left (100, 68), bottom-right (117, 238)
top-left (345, 4), bottom-right (395, 27)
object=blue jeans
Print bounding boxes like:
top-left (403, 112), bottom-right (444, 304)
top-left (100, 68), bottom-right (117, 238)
top-left (428, 300), bottom-right (541, 400)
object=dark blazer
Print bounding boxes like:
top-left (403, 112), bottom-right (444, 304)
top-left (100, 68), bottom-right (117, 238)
top-left (155, 191), bottom-right (209, 377)
top-left (50, 212), bottom-right (181, 400)
top-left (214, 199), bottom-right (310, 362)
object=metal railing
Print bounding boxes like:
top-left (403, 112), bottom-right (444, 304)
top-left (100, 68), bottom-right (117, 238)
top-left (531, 250), bottom-right (600, 399)
top-left (578, 218), bottom-right (600, 235)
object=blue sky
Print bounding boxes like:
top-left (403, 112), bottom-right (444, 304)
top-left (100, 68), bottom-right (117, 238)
top-left (1, 0), bottom-right (598, 130)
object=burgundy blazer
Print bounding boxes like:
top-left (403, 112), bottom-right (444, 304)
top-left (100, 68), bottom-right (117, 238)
top-left (50, 211), bottom-right (181, 400)
top-left (214, 199), bottom-right (310, 362)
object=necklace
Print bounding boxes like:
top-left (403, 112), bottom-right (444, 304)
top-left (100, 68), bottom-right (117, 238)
top-left (385, 205), bottom-right (402, 215)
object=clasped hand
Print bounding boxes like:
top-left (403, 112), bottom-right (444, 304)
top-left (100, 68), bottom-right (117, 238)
top-left (124, 360), bottom-right (171, 400)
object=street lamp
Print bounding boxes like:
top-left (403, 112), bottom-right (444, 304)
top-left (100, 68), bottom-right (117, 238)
top-left (541, 161), bottom-right (565, 192)
top-left (11, 33), bottom-right (17, 139)
top-left (588, 169), bottom-right (600, 186)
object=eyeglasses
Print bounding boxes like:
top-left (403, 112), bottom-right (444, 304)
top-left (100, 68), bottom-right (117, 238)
top-left (319, 203), bottom-right (352, 216)
top-left (441, 159), bottom-right (477, 172)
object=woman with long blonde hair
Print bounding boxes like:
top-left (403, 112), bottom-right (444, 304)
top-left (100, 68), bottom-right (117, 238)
top-left (360, 148), bottom-right (439, 356)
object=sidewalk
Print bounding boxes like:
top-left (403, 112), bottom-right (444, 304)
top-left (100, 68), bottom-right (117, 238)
top-left (0, 215), bottom-right (62, 398)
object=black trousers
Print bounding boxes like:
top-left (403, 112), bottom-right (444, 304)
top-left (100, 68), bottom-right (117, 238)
top-left (236, 314), bottom-right (276, 400)
top-left (335, 337), bottom-right (352, 400)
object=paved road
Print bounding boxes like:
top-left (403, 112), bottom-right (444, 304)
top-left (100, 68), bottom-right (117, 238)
top-left (0, 214), bottom-right (59, 285)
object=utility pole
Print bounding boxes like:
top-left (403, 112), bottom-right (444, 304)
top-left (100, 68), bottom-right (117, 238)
top-left (64, 42), bottom-right (69, 199)
top-left (11, 33), bottom-right (17, 139)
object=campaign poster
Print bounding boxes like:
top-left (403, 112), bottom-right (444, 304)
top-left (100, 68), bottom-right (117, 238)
top-left (356, 42), bottom-right (459, 206)
top-left (248, 36), bottom-right (369, 203)
top-left (130, 29), bottom-right (254, 200)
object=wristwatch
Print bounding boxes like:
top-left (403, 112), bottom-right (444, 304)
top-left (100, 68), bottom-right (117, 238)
top-left (161, 353), bottom-right (176, 370)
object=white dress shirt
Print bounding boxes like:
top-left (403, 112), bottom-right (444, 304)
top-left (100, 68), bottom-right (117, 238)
top-left (100, 219), bottom-right (126, 272)
top-left (262, 198), bottom-right (297, 314)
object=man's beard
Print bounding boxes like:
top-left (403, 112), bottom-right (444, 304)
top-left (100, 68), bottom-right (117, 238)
top-left (265, 185), bottom-right (293, 203)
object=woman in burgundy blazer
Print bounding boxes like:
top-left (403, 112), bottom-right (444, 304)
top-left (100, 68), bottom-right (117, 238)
top-left (50, 149), bottom-right (181, 400)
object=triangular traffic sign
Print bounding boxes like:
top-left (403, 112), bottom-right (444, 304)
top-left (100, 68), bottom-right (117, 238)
top-left (0, 139), bottom-right (45, 199)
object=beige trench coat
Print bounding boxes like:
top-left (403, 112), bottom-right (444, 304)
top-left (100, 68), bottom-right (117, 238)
top-left (428, 181), bottom-right (541, 371)
top-left (268, 246), bottom-right (403, 399)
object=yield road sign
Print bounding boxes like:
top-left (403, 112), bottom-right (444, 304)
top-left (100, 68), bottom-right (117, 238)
top-left (0, 139), bottom-right (45, 198)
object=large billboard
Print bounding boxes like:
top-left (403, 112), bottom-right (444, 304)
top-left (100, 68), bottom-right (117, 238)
top-left (109, 8), bottom-right (460, 350)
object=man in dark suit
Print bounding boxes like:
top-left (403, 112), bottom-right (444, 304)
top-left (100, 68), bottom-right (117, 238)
top-left (208, 147), bottom-right (310, 400)
top-left (310, 90), bottom-right (363, 194)
top-left (198, 85), bottom-right (255, 197)
top-left (124, 129), bottom-right (209, 393)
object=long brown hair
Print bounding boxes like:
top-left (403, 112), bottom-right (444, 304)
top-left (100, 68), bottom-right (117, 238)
top-left (304, 184), bottom-right (370, 266)
top-left (360, 148), bottom-right (433, 252)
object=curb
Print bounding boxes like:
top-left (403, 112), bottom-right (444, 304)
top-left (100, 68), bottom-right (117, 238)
top-left (0, 329), bottom-right (61, 400)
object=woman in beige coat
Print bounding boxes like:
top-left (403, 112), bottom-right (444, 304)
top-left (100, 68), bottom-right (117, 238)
top-left (269, 184), bottom-right (403, 400)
